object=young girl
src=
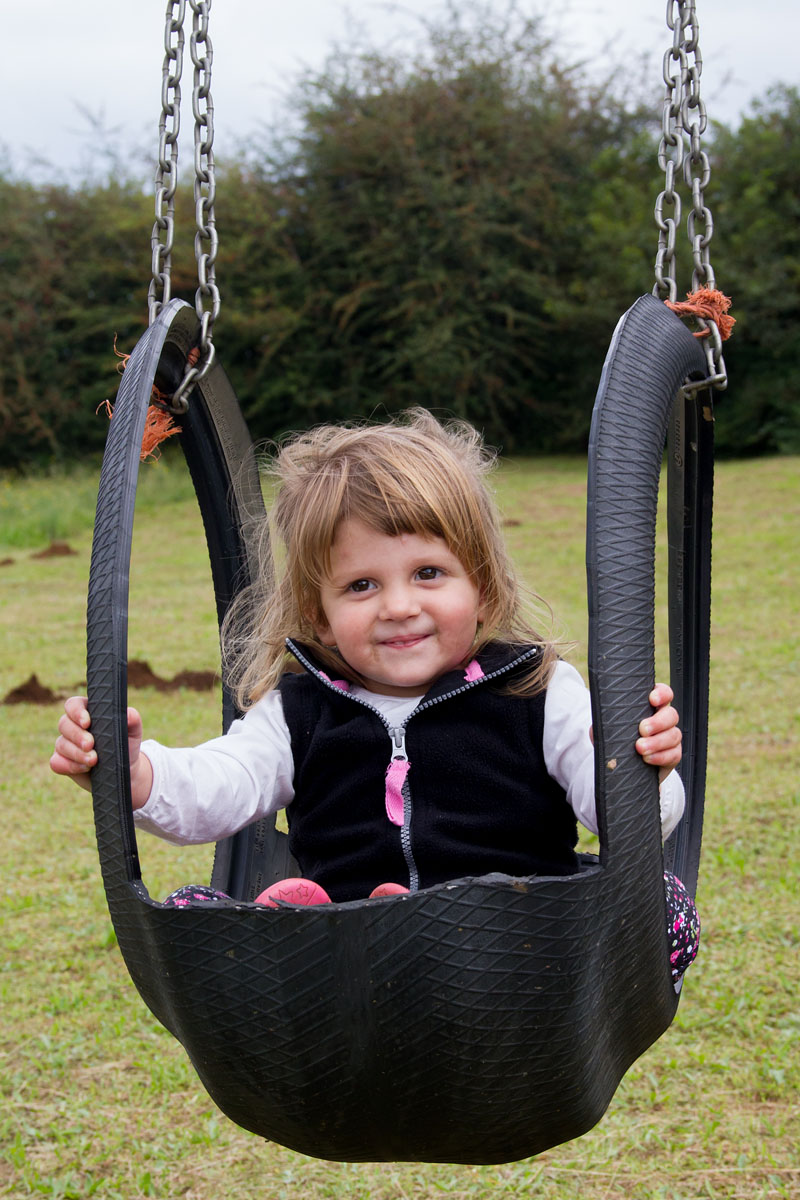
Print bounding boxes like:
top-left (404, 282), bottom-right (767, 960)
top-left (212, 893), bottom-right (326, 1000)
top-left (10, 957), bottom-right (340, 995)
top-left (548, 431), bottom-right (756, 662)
top-left (51, 409), bottom-right (698, 978)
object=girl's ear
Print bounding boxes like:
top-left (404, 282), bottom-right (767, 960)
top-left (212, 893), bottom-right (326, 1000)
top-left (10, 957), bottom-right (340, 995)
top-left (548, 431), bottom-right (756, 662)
top-left (300, 594), bottom-right (332, 646)
top-left (476, 585), bottom-right (488, 625)
top-left (309, 609), bottom-right (335, 647)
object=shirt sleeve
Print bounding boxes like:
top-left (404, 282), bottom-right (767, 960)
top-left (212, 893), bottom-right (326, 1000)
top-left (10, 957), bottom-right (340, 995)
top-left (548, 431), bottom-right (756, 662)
top-left (133, 689), bottom-right (295, 845)
top-left (543, 660), bottom-right (685, 838)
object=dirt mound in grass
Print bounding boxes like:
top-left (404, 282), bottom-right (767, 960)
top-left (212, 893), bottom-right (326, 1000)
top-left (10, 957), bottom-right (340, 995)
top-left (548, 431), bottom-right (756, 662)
top-left (127, 660), bottom-right (218, 692)
top-left (127, 659), bottom-right (173, 691)
top-left (3, 674), bottom-right (63, 705)
top-left (169, 668), bottom-right (218, 691)
top-left (31, 541), bottom-right (78, 559)
top-left (2, 662), bottom-right (218, 705)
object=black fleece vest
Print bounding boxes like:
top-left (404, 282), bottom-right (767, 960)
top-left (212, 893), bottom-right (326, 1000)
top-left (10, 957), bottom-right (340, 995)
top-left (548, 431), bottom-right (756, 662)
top-left (278, 641), bottom-right (579, 903)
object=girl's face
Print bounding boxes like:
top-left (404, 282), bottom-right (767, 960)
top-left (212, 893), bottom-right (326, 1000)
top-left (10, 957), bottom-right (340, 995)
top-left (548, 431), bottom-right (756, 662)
top-left (314, 518), bottom-right (486, 697)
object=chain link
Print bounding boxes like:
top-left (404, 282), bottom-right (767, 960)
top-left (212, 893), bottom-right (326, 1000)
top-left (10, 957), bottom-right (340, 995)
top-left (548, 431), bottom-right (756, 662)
top-left (654, 0), bottom-right (727, 389)
top-left (148, 0), bottom-right (185, 326)
top-left (147, 0), bottom-right (220, 411)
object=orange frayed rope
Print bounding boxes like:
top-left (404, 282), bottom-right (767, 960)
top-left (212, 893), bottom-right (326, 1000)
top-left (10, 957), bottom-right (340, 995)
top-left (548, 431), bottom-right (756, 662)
top-left (98, 338), bottom-right (199, 461)
top-left (665, 287), bottom-right (735, 341)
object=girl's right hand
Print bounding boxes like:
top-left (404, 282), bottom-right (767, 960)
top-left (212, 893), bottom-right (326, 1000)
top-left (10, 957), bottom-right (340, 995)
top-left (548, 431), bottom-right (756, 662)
top-left (51, 697), bottom-right (153, 809)
top-left (51, 696), bottom-right (97, 791)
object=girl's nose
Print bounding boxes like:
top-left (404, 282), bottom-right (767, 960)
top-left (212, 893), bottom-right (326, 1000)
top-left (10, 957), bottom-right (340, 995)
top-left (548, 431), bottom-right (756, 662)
top-left (379, 583), bottom-right (421, 621)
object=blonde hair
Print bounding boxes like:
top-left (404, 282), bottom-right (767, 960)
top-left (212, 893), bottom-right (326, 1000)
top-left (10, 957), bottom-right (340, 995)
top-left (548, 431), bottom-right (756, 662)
top-left (222, 408), bottom-right (558, 707)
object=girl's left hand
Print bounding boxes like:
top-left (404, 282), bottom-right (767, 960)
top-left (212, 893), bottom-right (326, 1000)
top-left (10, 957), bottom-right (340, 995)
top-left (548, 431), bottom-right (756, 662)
top-left (636, 683), bottom-right (682, 784)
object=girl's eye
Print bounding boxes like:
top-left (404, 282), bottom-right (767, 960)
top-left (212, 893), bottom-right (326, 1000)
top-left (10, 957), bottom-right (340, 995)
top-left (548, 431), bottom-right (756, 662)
top-left (347, 579), bottom-right (374, 593)
top-left (416, 566), bottom-right (442, 581)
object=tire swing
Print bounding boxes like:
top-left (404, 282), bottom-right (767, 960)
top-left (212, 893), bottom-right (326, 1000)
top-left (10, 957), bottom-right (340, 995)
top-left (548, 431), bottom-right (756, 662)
top-left (86, 0), bottom-right (725, 1165)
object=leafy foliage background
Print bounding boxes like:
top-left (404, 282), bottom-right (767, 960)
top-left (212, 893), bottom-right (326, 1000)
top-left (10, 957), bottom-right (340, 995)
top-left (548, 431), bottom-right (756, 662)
top-left (1, 8), bottom-right (796, 467)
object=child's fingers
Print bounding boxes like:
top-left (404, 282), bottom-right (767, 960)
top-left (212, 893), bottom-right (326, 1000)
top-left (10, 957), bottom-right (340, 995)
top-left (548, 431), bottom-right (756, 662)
top-left (57, 708), bottom-right (95, 754)
top-left (49, 752), bottom-right (93, 791)
top-left (50, 748), bottom-right (94, 787)
top-left (636, 724), bottom-right (682, 765)
top-left (49, 742), bottom-right (96, 786)
top-left (639, 685), bottom-right (682, 779)
top-left (63, 694), bottom-right (92, 728)
top-left (639, 704), bottom-right (679, 739)
top-left (126, 707), bottom-right (143, 737)
top-left (53, 698), bottom-right (97, 781)
top-left (648, 682), bottom-right (674, 709)
top-left (52, 727), bottom-right (97, 769)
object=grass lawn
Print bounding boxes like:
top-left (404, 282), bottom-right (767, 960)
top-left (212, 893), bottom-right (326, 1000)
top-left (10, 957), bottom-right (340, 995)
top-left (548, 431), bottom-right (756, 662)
top-left (1, 450), bottom-right (797, 1199)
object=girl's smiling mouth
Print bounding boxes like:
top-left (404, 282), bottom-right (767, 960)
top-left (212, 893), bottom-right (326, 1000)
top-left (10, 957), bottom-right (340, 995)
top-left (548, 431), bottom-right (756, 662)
top-left (380, 633), bottom-right (430, 649)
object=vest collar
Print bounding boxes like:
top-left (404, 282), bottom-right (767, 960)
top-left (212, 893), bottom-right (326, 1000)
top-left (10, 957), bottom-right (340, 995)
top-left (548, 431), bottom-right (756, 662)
top-left (285, 638), bottom-right (540, 705)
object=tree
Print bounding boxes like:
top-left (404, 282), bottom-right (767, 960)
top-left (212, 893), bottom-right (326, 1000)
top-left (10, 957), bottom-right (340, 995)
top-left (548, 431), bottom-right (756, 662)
top-left (0, 176), bottom-right (153, 467)
top-left (2, 11), bottom-right (796, 467)
top-left (219, 5), bottom-right (657, 452)
top-left (709, 86), bottom-right (800, 454)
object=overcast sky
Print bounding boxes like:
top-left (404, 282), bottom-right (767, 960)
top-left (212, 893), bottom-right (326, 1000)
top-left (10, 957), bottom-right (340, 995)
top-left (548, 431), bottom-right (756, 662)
top-left (2, 0), bottom-right (797, 181)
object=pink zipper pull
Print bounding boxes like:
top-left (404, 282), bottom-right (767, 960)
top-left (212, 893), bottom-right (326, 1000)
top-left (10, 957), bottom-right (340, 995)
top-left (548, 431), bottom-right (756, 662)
top-left (385, 726), bottom-right (409, 825)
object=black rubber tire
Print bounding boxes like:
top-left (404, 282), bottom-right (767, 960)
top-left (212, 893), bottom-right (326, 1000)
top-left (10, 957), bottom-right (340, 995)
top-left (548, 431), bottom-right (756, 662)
top-left (86, 294), bottom-right (710, 1164)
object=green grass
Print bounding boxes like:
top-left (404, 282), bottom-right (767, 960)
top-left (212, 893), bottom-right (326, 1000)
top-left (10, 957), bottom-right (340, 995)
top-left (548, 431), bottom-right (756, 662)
top-left (0, 448), bottom-right (197, 551)
top-left (1, 454), bottom-right (798, 1199)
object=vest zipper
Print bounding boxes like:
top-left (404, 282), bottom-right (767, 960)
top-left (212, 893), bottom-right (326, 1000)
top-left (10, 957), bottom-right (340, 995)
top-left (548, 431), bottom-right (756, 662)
top-left (286, 641), bottom-right (424, 890)
top-left (285, 639), bottom-right (540, 895)
top-left (388, 724), bottom-right (419, 891)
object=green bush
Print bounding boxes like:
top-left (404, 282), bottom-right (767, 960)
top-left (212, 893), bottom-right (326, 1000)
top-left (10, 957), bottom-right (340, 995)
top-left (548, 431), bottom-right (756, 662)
top-left (220, 12), bottom-right (656, 452)
top-left (1, 12), bottom-right (797, 467)
top-left (709, 86), bottom-right (800, 454)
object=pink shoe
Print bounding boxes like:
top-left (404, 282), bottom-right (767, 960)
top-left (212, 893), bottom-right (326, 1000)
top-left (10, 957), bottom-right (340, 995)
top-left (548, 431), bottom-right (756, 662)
top-left (255, 878), bottom-right (332, 907)
top-left (369, 882), bottom-right (410, 899)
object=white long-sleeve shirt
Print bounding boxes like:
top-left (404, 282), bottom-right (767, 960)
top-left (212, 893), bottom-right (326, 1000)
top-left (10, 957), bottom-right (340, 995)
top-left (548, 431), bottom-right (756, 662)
top-left (134, 660), bottom-right (684, 846)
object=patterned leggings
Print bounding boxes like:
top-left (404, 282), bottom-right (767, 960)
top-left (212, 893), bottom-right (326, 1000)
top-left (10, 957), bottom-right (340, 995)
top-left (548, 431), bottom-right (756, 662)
top-left (164, 871), bottom-right (700, 981)
top-left (664, 871), bottom-right (701, 981)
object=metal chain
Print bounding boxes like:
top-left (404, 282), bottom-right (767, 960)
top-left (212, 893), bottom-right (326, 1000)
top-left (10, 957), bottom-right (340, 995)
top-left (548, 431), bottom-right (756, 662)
top-left (654, 0), bottom-right (727, 389)
top-left (148, 0), bottom-right (220, 412)
top-left (172, 0), bottom-right (219, 409)
top-left (148, 0), bottom-right (185, 326)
